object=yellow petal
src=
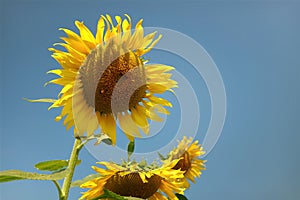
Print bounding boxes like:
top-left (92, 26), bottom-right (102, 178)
top-left (49, 52), bottom-right (81, 70)
top-left (98, 161), bottom-right (126, 171)
top-left (147, 83), bottom-right (168, 94)
top-left (159, 180), bottom-right (178, 200)
top-left (75, 21), bottom-right (96, 46)
top-left (155, 105), bottom-right (170, 115)
top-left (124, 133), bottom-right (134, 142)
top-left (130, 19), bottom-right (144, 49)
top-left (131, 108), bottom-right (149, 134)
top-left (141, 102), bottom-right (164, 122)
top-left (53, 43), bottom-right (86, 62)
top-left (86, 114), bottom-right (99, 137)
top-left (66, 120), bottom-right (75, 131)
top-left (114, 15), bottom-right (122, 33)
top-left (101, 15), bottom-right (111, 42)
top-left (75, 107), bottom-right (92, 135)
top-left (59, 28), bottom-right (90, 54)
top-left (49, 48), bottom-right (82, 67)
top-left (141, 32), bottom-right (157, 48)
top-left (138, 172), bottom-right (148, 183)
top-left (96, 113), bottom-right (117, 145)
top-left (147, 73), bottom-right (172, 80)
top-left (63, 112), bottom-right (74, 126)
top-left (58, 84), bottom-right (73, 97)
top-left (96, 16), bottom-right (105, 44)
top-left (122, 18), bottom-right (130, 30)
top-left (117, 112), bottom-right (141, 138)
top-left (147, 95), bottom-right (172, 107)
top-left (145, 64), bottom-right (175, 74)
top-left (105, 14), bottom-right (114, 28)
top-left (138, 34), bottom-right (162, 56)
top-left (135, 104), bottom-right (150, 120)
top-left (24, 98), bottom-right (56, 103)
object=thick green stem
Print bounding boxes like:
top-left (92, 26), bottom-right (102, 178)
top-left (61, 138), bottom-right (82, 200)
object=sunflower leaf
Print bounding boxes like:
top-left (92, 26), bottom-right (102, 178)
top-left (71, 174), bottom-right (101, 188)
top-left (91, 189), bottom-right (126, 200)
top-left (35, 159), bottom-right (81, 172)
top-left (0, 169), bottom-right (68, 183)
top-left (91, 189), bottom-right (144, 200)
top-left (175, 193), bottom-right (188, 200)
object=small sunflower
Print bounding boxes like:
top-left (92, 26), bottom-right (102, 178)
top-left (35, 14), bottom-right (177, 144)
top-left (163, 137), bottom-right (206, 188)
top-left (80, 160), bottom-right (185, 200)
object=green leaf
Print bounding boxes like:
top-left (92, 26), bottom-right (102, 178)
top-left (175, 193), bottom-right (188, 200)
top-left (92, 189), bottom-right (127, 200)
top-left (35, 159), bottom-right (81, 172)
top-left (71, 174), bottom-right (101, 188)
top-left (91, 189), bottom-right (145, 200)
top-left (0, 169), bottom-right (68, 183)
top-left (127, 141), bottom-right (135, 159)
top-left (0, 175), bottom-right (24, 182)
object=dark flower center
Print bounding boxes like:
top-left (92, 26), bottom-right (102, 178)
top-left (104, 172), bottom-right (162, 199)
top-left (94, 51), bottom-right (147, 114)
top-left (79, 43), bottom-right (147, 115)
top-left (173, 152), bottom-right (191, 173)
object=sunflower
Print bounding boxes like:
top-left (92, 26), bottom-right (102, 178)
top-left (34, 14), bottom-right (177, 144)
top-left (80, 159), bottom-right (185, 200)
top-left (163, 137), bottom-right (206, 188)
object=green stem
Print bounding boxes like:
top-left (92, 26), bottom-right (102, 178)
top-left (52, 180), bottom-right (63, 200)
top-left (61, 138), bottom-right (82, 200)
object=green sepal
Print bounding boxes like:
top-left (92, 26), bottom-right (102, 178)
top-left (158, 152), bottom-right (168, 161)
top-left (175, 193), bottom-right (188, 200)
top-left (127, 141), bottom-right (135, 159)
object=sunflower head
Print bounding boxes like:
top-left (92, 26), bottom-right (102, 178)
top-left (80, 159), bottom-right (185, 200)
top-left (163, 137), bottom-right (206, 187)
top-left (37, 14), bottom-right (177, 144)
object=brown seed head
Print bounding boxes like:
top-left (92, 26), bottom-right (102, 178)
top-left (104, 172), bottom-right (162, 199)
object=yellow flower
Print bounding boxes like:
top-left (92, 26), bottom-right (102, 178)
top-left (164, 137), bottom-right (206, 188)
top-left (35, 14), bottom-right (177, 144)
top-left (80, 160), bottom-right (185, 200)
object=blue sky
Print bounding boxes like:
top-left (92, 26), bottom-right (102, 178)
top-left (1, 0), bottom-right (300, 199)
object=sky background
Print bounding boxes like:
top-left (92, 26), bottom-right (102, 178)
top-left (1, 0), bottom-right (300, 199)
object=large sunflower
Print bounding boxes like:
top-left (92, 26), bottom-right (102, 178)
top-left (35, 14), bottom-right (177, 144)
top-left (163, 137), bottom-right (206, 188)
top-left (80, 160), bottom-right (185, 200)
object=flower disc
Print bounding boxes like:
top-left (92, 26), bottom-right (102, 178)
top-left (105, 172), bottom-right (162, 199)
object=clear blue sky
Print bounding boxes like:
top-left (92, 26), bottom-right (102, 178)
top-left (1, 0), bottom-right (300, 199)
